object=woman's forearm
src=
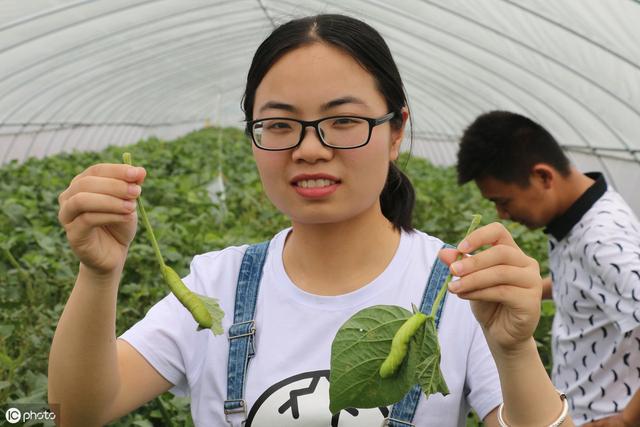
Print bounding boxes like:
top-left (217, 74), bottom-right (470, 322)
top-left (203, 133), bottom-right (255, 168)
top-left (490, 337), bottom-right (573, 427)
top-left (48, 264), bottom-right (122, 425)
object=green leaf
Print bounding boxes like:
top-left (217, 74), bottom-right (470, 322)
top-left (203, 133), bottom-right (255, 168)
top-left (131, 420), bottom-right (154, 427)
top-left (196, 293), bottom-right (225, 335)
top-left (0, 324), bottom-right (15, 339)
top-left (329, 306), bottom-right (449, 414)
top-left (329, 305), bottom-right (416, 414)
top-left (413, 319), bottom-right (449, 396)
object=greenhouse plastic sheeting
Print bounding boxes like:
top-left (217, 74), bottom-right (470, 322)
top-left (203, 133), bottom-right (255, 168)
top-left (1, 0), bottom-right (639, 214)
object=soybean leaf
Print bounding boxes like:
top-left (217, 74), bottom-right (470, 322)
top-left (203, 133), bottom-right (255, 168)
top-left (329, 305), bottom-right (420, 414)
top-left (413, 318), bottom-right (449, 396)
top-left (329, 308), bottom-right (449, 414)
top-left (196, 293), bottom-right (225, 335)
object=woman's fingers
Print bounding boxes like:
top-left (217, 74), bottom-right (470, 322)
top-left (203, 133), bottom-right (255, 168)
top-left (448, 265), bottom-right (531, 294)
top-left (437, 221), bottom-right (541, 298)
top-left (455, 284), bottom-right (514, 303)
top-left (438, 247), bottom-right (461, 266)
top-left (457, 222), bottom-right (517, 253)
top-left (73, 163), bottom-right (146, 185)
top-left (438, 222), bottom-right (522, 267)
top-left (438, 222), bottom-right (543, 348)
top-left (59, 192), bottom-right (138, 225)
top-left (60, 164), bottom-right (146, 203)
top-left (65, 212), bottom-right (137, 241)
top-left (62, 175), bottom-right (141, 204)
top-left (59, 163), bottom-right (146, 226)
top-left (453, 243), bottom-right (529, 274)
top-left (65, 212), bottom-right (138, 258)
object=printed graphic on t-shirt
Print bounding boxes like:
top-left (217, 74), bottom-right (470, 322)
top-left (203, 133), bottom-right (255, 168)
top-left (246, 370), bottom-right (389, 426)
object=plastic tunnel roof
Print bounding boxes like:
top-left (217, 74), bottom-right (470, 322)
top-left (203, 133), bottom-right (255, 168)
top-left (1, 0), bottom-right (640, 214)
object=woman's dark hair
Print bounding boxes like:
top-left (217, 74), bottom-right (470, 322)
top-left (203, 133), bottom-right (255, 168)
top-left (457, 111), bottom-right (571, 187)
top-left (242, 14), bottom-right (415, 232)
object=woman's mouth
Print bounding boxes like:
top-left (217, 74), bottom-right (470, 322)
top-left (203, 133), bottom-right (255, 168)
top-left (291, 176), bottom-right (341, 198)
top-left (295, 178), bottom-right (337, 188)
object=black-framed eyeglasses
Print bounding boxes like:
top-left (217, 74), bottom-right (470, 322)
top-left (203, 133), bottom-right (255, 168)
top-left (246, 112), bottom-right (396, 151)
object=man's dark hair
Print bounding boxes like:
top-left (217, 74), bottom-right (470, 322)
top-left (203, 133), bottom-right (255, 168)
top-left (456, 110), bottom-right (571, 186)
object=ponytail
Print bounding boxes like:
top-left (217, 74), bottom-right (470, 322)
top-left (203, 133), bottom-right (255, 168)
top-left (380, 162), bottom-right (415, 232)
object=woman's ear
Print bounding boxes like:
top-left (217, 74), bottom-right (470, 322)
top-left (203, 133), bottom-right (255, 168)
top-left (390, 108), bottom-right (409, 161)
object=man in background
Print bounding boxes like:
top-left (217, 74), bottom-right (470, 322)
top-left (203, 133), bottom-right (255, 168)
top-left (455, 110), bottom-right (640, 426)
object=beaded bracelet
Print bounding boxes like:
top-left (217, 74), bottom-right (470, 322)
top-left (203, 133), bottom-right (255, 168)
top-left (497, 390), bottom-right (568, 427)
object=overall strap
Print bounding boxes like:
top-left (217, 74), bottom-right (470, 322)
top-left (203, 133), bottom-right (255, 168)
top-left (386, 244), bottom-right (454, 426)
top-left (224, 241), bottom-right (269, 424)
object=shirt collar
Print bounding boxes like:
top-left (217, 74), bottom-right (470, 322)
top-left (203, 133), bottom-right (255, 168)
top-left (544, 172), bottom-right (607, 241)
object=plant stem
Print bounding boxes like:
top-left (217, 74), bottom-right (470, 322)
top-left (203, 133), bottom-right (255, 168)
top-left (122, 153), bottom-right (165, 270)
top-left (137, 198), bottom-right (166, 269)
top-left (154, 395), bottom-right (174, 427)
top-left (430, 214), bottom-right (482, 318)
top-left (2, 246), bottom-right (34, 307)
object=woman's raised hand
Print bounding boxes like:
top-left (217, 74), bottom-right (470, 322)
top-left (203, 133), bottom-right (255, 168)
top-left (439, 222), bottom-right (542, 352)
top-left (58, 163), bottom-right (146, 277)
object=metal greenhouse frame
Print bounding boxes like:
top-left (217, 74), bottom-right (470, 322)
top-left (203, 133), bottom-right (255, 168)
top-left (1, 0), bottom-right (639, 213)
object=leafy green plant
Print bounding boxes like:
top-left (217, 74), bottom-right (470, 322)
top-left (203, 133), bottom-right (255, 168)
top-left (0, 128), bottom-right (552, 426)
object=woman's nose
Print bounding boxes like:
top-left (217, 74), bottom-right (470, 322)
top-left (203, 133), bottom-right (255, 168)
top-left (291, 127), bottom-right (333, 163)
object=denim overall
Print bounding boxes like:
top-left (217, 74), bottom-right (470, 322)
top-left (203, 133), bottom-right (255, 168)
top-left (224, 241), bottom-right (451, 426)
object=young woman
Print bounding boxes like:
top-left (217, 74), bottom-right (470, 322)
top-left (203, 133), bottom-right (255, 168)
top-left (49, 14), bottom-right (574, 427)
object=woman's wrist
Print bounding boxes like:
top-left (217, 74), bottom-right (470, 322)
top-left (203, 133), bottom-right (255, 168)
top-left (488, 337), bottom-right (569, 426)
top-left (498, 390), bottom-right (568, 427)
top-left (485, 334), bottom-right (538, 365)
top-left (78, 263), bottom-right (123, 290)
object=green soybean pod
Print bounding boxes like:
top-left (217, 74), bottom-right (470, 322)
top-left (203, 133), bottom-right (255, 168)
top-left (379, 312), bottom-right (428, 378)
top-left (161, 265), bottom-right (213, 328)
top-left (122, 152), bottom-right (214, 330)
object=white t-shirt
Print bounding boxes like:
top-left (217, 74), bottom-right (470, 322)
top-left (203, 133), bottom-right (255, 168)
top-left (120, 228), bottom-right (501, 426)
top-left (547, 174), bottom-right (640, 424)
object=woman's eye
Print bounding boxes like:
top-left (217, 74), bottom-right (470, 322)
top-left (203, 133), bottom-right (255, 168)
top-left (332, 118), bottom-right (357, 126)
top-left (266, 121), bottom-right (293, 131)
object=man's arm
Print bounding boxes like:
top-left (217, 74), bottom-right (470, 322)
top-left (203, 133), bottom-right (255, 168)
top-left (622, 390), bottom-right (640, 427)
top-left (541, 275), bottom-right (552, 300)
top-left (582, 387), bottom-right (640, 426)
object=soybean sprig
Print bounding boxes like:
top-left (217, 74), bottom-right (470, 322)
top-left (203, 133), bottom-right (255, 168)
top-left (430, 214), bottom-right (482, 318)
top-left (122, 153), bottom-right (224, 333)
top-left (378, 214), bottom-right (482, 379)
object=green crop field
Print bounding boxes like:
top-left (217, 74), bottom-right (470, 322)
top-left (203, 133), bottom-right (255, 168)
top-left (0, 127), bottom-right (553, 426)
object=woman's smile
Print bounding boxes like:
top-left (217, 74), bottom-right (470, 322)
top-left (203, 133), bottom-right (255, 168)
top-left (290, 173), bottom-right (341, 199)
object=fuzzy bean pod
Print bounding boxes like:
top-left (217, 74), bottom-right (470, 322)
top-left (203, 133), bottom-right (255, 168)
top-left (162, 265), bottom-right (213, 328)
top-left (379, 312), bottom-right (428, 378)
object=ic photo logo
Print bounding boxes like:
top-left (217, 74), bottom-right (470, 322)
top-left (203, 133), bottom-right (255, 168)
top-left (2, 404), bottom-right (57, 425)
top-left (5, 407), bottom-right (21, 424)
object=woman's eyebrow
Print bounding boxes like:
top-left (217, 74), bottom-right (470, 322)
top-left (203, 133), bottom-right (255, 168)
top-left (258, 101), bottom-right (298, 113)
top-left (321, 96), bottom-right (367, 111)
top-left (257, 96), bottom-right (367, 114)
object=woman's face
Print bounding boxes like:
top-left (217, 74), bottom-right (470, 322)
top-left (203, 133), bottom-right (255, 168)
top-left (252, 42), bottom-right (405, 226)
